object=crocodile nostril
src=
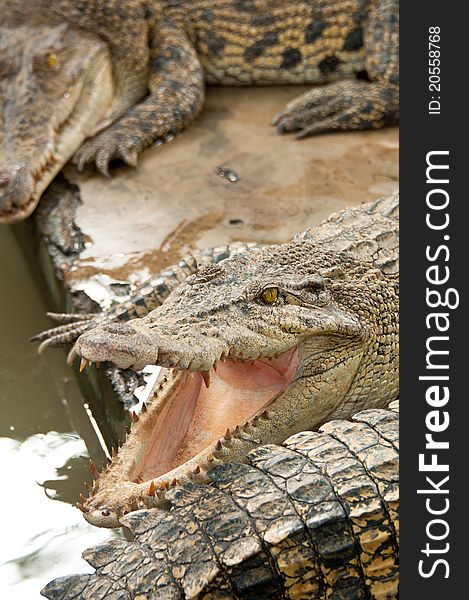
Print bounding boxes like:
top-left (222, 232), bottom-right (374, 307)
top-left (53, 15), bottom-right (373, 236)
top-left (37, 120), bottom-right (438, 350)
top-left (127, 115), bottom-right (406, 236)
top-left (102, 322), bottom-right (138, 335)
top-left (0, 172), bottom-right (11, 188)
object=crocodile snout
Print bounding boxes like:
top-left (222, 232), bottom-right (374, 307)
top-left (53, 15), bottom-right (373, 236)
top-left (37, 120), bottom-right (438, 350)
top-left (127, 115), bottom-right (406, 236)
top-left (76, 321), bottom-right (160, 371)
top-left (0, 164), bottom-right (35, 222)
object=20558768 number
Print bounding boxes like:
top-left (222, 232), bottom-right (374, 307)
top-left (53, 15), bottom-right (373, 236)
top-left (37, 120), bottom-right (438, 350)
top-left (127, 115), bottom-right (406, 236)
top-left (428, 27), bottom-right (441, 114)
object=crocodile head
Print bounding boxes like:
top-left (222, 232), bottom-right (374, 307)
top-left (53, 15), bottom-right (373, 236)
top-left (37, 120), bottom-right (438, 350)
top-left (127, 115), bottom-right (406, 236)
top-left (0, 24), bottom-right (115, 223)
top-left (74, 243), bottom-right (399, 527)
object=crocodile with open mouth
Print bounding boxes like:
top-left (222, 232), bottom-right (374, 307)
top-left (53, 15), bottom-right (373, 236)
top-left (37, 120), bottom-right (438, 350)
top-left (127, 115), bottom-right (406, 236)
top-left (34, 193), bottom-right (399, 531)
top-left (0, 0), bottom-right (398, 222)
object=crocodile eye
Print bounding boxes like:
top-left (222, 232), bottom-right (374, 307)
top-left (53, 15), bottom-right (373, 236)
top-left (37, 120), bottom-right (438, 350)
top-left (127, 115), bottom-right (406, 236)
top-left (46, 53), bottom-right (60, 70)
top-left (261, 287), bottom-right (278, 304)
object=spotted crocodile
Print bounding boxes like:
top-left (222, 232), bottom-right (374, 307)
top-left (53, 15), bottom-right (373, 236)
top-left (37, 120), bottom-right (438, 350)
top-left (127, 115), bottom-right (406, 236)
top-left (42, 401), bottom-right (399, 599)
top-left (33, 193), bottom-right (399, 531)
top-left (0, 0), bottom-right (398, 222)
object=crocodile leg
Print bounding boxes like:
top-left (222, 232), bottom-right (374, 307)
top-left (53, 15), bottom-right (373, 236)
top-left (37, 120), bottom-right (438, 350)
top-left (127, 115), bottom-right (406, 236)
top-left (273, 0), bottom-right (399, 136)
top-left (73, 15), bottom-right (205, 176)
top-left (41, 403), bottom-right (399, 599)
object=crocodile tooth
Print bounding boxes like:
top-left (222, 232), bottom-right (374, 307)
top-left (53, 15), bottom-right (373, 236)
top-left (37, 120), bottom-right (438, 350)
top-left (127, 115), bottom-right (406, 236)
top-left (141, 402), bottom-right (147, 413)
top-left (89, 459), bottom-right (98, 478)
top-left (201, 371), bottom-right (211, 388)
top-left (207, 454), bottom-right (215, 462)
top-left (215, 440), bottom-right (223, 451)
top-left (79, 358), bottom-right (88, 372)
top-left (193, 466), bottom-right (201, 475)
top-left (148, 481), bottom-right (156, 496)
top-left (159, 481), bottom-right (169, 490)
top-left (111, 447), bottom-right (117, 458)
top-left (131, 412), bottom-right (139, 423)
top-left (170, 478), bottom-right (178, 487)
top-left (224, 428), bottom-right (232, 440)
top-left (117, 438), bottom-right (122, 448)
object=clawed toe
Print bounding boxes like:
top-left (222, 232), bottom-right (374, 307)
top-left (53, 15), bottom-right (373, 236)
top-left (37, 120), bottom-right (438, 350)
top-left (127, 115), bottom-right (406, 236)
top-left (73, 133), bottom-right (142, 177)
top-left (272, 81), bottom-right (397, 138)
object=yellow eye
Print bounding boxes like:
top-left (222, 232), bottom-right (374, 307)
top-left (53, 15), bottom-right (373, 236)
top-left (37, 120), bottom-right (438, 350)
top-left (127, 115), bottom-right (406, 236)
top-left (262, 287), bottom-right (278, 304)
top-left (46, 53), bottom-right (59, 70)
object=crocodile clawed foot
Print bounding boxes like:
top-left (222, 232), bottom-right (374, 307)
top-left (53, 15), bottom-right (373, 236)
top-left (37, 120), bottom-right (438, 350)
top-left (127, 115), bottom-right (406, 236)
top-left (73, 129), bottom-right (142, 177)
top-left (31, 312), bottom-right (106, 354)
top-left (273, 80), bottom-right (398, 137)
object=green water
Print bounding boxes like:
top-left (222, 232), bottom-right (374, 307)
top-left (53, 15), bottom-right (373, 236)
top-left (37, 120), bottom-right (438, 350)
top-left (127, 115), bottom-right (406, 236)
top-left (0, 226), bottom-right (119, 599)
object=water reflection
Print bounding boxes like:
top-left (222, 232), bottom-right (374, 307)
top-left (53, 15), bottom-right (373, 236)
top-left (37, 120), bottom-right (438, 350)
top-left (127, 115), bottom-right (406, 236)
top-left (0, 226), bottom-right (119, 599)
top-left (0, 434), bottom-right (119, 598)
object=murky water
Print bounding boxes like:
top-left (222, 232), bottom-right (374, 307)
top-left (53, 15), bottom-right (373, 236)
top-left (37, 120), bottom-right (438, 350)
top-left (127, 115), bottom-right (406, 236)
top-left (0, 226), bottom-right (120, 599)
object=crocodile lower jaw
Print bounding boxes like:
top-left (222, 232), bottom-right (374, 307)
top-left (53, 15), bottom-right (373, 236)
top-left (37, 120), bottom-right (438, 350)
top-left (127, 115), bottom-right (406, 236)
top-left (81, 347), bottom-right (300, 527)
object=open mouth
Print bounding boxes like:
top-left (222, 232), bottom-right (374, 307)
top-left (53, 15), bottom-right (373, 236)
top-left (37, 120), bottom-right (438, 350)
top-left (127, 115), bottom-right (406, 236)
top-left (133, 348), bottom-right (299, 481)
top-left (81, 346), bottom-right (300, 527)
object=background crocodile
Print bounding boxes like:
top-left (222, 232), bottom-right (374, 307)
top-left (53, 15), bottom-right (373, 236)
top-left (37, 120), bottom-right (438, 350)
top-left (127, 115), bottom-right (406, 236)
top-left (0, 0), bottom-right (399, 222)
top-left (42, 401), bottom-right (399, 599)
top-left (34, 194), bottom-right (399, 530)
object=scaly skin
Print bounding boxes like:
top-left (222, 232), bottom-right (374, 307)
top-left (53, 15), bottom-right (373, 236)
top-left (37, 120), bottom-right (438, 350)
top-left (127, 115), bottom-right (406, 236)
top-left (0, 0), bottom-right (398, 222)
top-left (31, 242), bottom-right (264, 358)
top-left (37, 194), bottom-right (399, 528)
top-left (42, 402), bottom-right (399, 599)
